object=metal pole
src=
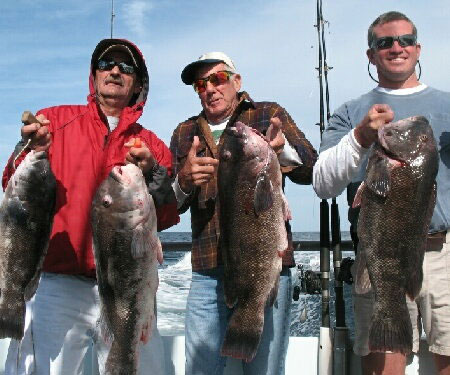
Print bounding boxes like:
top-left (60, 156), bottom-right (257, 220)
top-left (332, 200), bottom-right (349, 375)
top-left (320, 200), bottom-right (331, 328)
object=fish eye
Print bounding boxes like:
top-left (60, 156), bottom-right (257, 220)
top-left (102, 195), bottom-right (113, 208)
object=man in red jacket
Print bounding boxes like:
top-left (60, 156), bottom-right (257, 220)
top-left (2, 39), bottom-right (179, 375)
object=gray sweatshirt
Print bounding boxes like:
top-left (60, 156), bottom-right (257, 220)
top-left (313, 85), bottom-right (450, 234)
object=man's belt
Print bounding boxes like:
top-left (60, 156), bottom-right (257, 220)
top-left (426, 230), bottom-right (448, 251)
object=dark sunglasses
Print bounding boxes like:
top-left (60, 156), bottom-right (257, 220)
top-left (371, 34), bottom-right (417, 50)
top-left (193, 70), bottom-right (234, 93)
top-left (97, 59), bottom-right (136, 74)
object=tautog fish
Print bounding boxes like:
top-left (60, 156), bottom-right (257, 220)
top-left (0, 151), bottom-right (56, 339)
top-left (218, 121), bottom-right (290, 362)
top-left (354, 116), bottom-right (439, 354)
top-left (91, 164), bottom-right (163, 375)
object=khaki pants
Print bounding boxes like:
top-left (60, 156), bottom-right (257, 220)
top-left (352, 230), bottom-right (450, 356)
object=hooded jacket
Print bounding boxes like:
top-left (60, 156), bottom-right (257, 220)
top-left (2, 39), bottom-right (179, 277)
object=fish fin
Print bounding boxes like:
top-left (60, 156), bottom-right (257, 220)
top-left (24, 272), bottom-right (42, 301)
top-left (253, 172), bottom-right (274, 216)
top-left (281, 190), bottom-right (292, 221)
top-left (150, 235), bottom-right (163, 265)
top-left (0, 294), bottom-right (25, 340)
top-left (369, 306), bottom-right (412, 354)
top-left (352, 182), bottom-right (365, 208)
top-left (221, 305), bottom-right (263, 362)
top-left (140, 314), bottom-right (155, 344)
top-left (354, 250), bottom-right (372, 294)
top-left (366, 156), bottom-right (392, 198)
top-left (267, 274), bottom-right (280, 307)
top-left (131, 225), bottom-right (151, 258)
top-left (220, 236), bottom-right (238, 308)
top-left (98, 307), bottom-right (114, 345)
top-left (223, 278), bottom-right (237, 309)
top-left (93, 242), bottom-right (115, 345)
top-left (405, 242), bottom-right (424, 300)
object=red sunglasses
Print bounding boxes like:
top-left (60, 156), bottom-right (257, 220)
top-left (193, 71), bottom-right (234, 93)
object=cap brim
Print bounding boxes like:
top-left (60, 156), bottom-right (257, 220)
top-left (181, 59), bottom-right (225, 85)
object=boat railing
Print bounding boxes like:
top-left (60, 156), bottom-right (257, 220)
top-left (161, 240), bottom-right (354, 252)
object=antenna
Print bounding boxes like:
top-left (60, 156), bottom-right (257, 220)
top-left (110, 0), bottom-right (115, 38)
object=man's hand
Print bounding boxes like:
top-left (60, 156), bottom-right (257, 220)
top-left (354, 104), bottom-right (394, 148)
top-left (266, 117), bottom-right (285, 154)
top-left (21, 114), bottom-right (51, 152)
top-left (177, 136), bottom-right (219, 193)
top-left (124, 137), bottom-right (157, 174)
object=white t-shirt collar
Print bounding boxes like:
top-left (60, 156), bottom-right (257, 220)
top-left (375, 83), bottom-right (428, 95)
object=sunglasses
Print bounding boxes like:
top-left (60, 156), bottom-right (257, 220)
top-left (193, 70), bottom-right (234, 93)
top-left (97, 59), bottom-right (136, 74)
top-left (371, 34), bottom-right (417, 50)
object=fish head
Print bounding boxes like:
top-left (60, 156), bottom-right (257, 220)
top-left (377, 116), bottom-right (438, 169)
top-left (10, 151), bottom-right (56, 205)
top-left (220, 122), bottom-right (272, 179)
top-left (92, 164), bottom-right (152, 231)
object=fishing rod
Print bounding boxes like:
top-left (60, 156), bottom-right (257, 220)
top-left (315, 1), bottom-right (349, 374)
top-left (316, 0), bottom-right (348, 362)
top-left (315, 0), bottom-right (332, 373)
top-left (110, 0), bottom-right (115, 38)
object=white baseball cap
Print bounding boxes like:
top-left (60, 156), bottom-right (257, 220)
top-left (181, 52), bottom-right (237, 85)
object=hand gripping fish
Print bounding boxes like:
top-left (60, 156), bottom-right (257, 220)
top-left (218, 121), bottom-right (291, 362)
top-left (91, 164), bottom-right (163, 375)
top-left (353, 116), bottom-right (439, 354)
top-left (0, 151), bottom-right (56, 339)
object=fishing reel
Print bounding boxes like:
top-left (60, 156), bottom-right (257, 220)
top-left (293, 264), bottom-right (322, 301)
top-left (336, 257), bottom-right (354, 285)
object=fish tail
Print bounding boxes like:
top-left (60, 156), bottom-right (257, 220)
top-left (369, 313), bottom-right (412, 354)
top-left (221, 305), bottom-right (264, 362)
top-left (0, 293), bottom-right (25, 340)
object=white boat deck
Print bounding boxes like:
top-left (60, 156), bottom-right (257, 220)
top-left (0, 336), bottom-right (437, 374)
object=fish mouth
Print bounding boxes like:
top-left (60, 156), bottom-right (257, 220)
top-left (377, 127), bottom-right (405, 164)
top-left (225, 124), bottom-right (247, 142)
top-left (110, 166), bottom-right (132, 185)
top-left (376, 141), bottom-right (406, 167)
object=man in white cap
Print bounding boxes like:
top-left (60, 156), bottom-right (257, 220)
top-left (170, 52), bottom-right (317, 374)
top-left (2, 38), bottom-right (179, 374)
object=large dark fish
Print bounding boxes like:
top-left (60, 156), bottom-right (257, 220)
top-left (91, 164), bottom-right (162, 375)
top-left (354, 116), bottom-right (439, 354)
top-left (0, 151), bottom-right (56, 339)
top-left (218, 121), bottom-right (290, 362)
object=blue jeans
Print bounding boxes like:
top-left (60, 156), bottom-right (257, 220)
top-left (185, 266), bottom-right (292, 375)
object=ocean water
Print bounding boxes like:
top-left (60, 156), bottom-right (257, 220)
top-left (157, 232), bottom-right (355, 338)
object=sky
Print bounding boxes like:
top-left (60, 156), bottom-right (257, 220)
top-left (1, 0), bottom-right (450, 233)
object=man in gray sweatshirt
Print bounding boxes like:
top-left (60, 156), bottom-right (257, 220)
top-left (313, 11), bottom-right (450, 375)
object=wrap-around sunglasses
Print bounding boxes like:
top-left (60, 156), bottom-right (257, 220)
top-left (371, 34), bottom-right (417, 50)
top-left (97, 59), bottom-right (136, 74)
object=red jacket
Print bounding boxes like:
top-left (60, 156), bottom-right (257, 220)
top-left (2, 39), bottom-right (179, 277)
